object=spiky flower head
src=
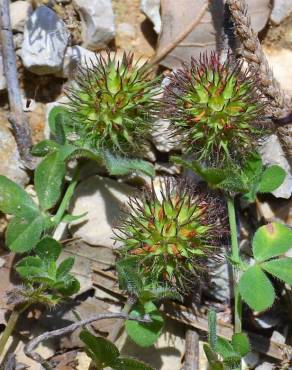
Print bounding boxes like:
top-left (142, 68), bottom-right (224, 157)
top-left (115, 179), bottom-right (225, 293)
top-left (163, 52), bottom-right (266, 165)
top-left (67, 52), bottom-right (160, 155)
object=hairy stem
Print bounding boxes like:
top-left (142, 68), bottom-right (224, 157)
top-left (226, 196), bottom-right (242, 335)
top-left (52, 165), bottom-right (80, 228)
top-left (0, 303), bottom-right (30, 359)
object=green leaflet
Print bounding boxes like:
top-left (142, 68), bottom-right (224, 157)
top-left (0, 175), bottom-right (40, 220)
top-left (125, 302), bottom-right (164, 347)
top-left (48, 106), bottom-right (71, 144)
top-left (30, 139), bottom-right (60, 157)
top-left (231, 333), bottom-right (250, 357)
top-left (6, 216), bottom-right (45, 253)
top-left (104, 151), bottom-right (155, 177)
top-left (261, 258), bottom-right (292, 285)
top-left (80, 330), bottom-right (119, 368)
top-left (34, 151), bottom-right (66, 211)
top-left (252, 223), bottom-right (292, 262)
top-left (79, 330), bottom-right (154, 370)
top-left (258, 165), bottom-right (286, 193)
top-left (238, 265), bottom-right (275, 311)
top-left (35, 236), bottom-right (61, 261)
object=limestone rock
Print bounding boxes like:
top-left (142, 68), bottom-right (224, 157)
top-left (57, 45), bottom-right (97, 79)
top-left (264, 47), bottom-right (292, 94)
top-left (0, 115), bottom-right (29, 186)
top-left (259, 134), bottom-right (292, 199)
top-left (271, 0), bottom-right (292, 24)
top-left (141, 0), bottom-right (161, 34)
top-left (151, 119), bottom-right (181, 152)
top-left (242, 352), bottom-right (260, 369)
top-left (10, 0), bottom-right (31, 32)
top-left (73, 0), bottom-right (115, 49)
top-left (69, 176), bottom-right (134, 247)
top-left (21, 6), bottom-right (69, 75)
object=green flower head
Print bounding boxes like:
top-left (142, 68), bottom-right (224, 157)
top-left (163, 52), bottom-right (266, 165)
top-left (115, 179), bottom-right (225, 293)
top-left (66, 52), bottom-right (160, 155)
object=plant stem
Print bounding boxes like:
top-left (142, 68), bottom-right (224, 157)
top-left (0, 303), bottom-right (30, 359)
top-left (52, 165), bottom-right (80, 227)
top-left (226, 196), bottom-right (242, 334)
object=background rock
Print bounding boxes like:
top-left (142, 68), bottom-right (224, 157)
top-left (141, 0), bottom-right (161, 34)
top-left (10, 0), bottom-right (31, 32)
top-left (73, 0), bottom-right (115, 49)
top-left (271, 0), bottom-right (292, 24)
top-left (57, 45), bottom-right (97, 78)
top-left (0, 115), bottom-right (29, 186)
top-left (21, 6), bottom-right (69, 75)
top-left (69, 176), bottom-right (134, 247)
top-left (259, 134), bottom-right (292, 199)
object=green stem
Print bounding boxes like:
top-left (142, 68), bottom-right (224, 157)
top-left (0, 303), bottom-right (30, 359)
top-left (52, 165), bottom-right (80, 227)
top-left (226, 196), bottom-right (242, 334)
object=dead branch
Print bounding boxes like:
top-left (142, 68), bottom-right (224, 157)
top-left (183, 329), bottom-right (199, 370)
top-left (24, 312), bottom-right (151, 367)
top-left (150, 1), bottom-right (208, 66)
top-left (0, 0), bottom-right (34, 168)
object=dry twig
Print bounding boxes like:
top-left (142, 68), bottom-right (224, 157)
top-left (0, 0), bottom-right (34, 168)
top-left (227, 0), bottom-right (290, 118)
top-left (183, 329), bottom-right (199, 370)
top-left (24, 312), bottom-right (151, 367)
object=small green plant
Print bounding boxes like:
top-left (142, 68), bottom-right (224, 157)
top-left (172, 152), bottom-right (286, 202)
top-left (15, 236), bottom-right (80, 305)
top-left (163, 52), bottom-right (265, 165)
top-left (116, 257), bottom-right (181, 347)
top-left (165, 51), bottom-right (291, 370)
top-left (115, 179), bottom-right (225, 293)
top-left (80, 330), bottom-right (154, 370)
top-left (204, 310), bottom-right (250, 370)
top-left (238, 223), bottom-right (292, 311)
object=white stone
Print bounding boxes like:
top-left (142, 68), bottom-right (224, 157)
top-left (255, 362), bottom-right (274, 370)
top-left (73, 0), bottom-right (115, 49)
top-left (259, 134), bottom-right (292, 198)
top-left (21, 6), bottom-right (69, 75)
top-left (151, 119), bottom-right (180, 152)
top-left (0, 117), bottom-right (29, 186)
top-left (10, 1), bottom-right (31, 32)
top-left (271, 0), bottom-right (292, 24)
top-left (264, 48), bottom-right (292, 94)
top-left (242, 351), bottom-right (260, 369)
top-left (57, 45), bottom-right (98, 79)
top-left (270, 329), bottom-right (286, 344)
top-left (141, 0), bottom-right (161, 34)
top-left (117, 22), bottom-right (135, 38)
top-left (69, 176), bottom-right (134, 247)
top-left (0, 54), bottom-right (6, 91)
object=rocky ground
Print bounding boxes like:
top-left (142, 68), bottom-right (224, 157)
top-left (0, 0), bottom-right (292, 369)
